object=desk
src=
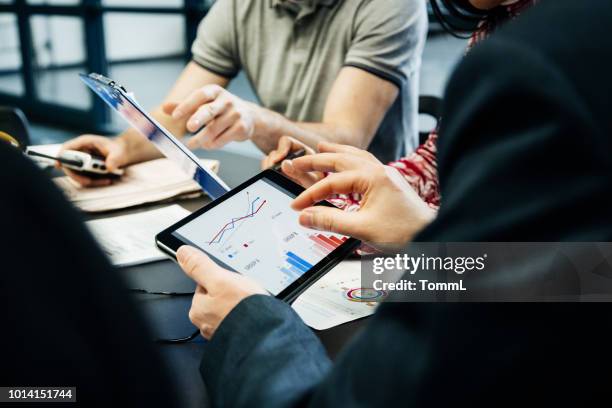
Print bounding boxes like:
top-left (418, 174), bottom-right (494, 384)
top-left (81, 149), bottom-right (368, 408)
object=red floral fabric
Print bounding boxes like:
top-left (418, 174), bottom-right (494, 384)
top-left (330, 0), bottom-right (538, 213)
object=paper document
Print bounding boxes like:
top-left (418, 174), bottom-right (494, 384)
top-left (86, 205), bottom-right (191, 267)
top-left (293, 260), bottom-right (381, 330)
top-left (54, 158), bottom-right (220, 212)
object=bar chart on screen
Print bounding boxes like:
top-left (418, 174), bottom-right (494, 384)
top-left (309, 233), bottom-right (348, 256)
top-left (281, 251), bottom-right (314, 280)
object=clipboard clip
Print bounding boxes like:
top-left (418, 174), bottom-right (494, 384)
top-left (88, 73), bottom-right (128, 93)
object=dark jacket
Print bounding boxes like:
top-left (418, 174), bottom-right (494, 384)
top-left (199, 1), bottom-right (612, 407)
top-left (0, 144), bottom-right (179, 405)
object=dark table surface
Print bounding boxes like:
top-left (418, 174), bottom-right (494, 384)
top-left (81, 149), bottom-right (368, 408)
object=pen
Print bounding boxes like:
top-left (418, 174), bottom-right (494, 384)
top-left (272, 149), bottom-right (306, 171)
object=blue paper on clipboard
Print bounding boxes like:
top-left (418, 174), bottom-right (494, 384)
top-left (79, 73), bottom-right (230, 200)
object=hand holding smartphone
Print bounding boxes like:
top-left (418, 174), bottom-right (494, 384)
top-left (27, 149), bottom-right (124, 179)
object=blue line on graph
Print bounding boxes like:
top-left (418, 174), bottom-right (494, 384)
top-left (209, 193), bottom-right (262, 245)
top-left (286, 251), bottom-right (313, 269)
top-left (250, 196), bottom-right (260, 214)
top-left (286, 257), bottom-right (309, 273)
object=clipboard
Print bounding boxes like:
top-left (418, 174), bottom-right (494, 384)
top-left (79, 73), bottom-right (230, 200)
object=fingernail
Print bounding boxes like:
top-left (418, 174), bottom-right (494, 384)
top-left (177, 246), bottom-right (192, 264)
top-left (173, 110), bottom-right (183, 119)
top-left (188, 119), bottom-right (200, 131)
top-left (283, 160), bottom-right (293, 172)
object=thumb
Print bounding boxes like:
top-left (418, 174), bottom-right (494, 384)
top-left (269, 137), bottom-right (292, 163)
top-left (177, 245), bottom-right (221, 289)
top-left (298, 206), bottom-right (360, 238)
top-left (104, 143), bottom-right (127, 172)
top-left (162, 102), bottom-right (178, 116)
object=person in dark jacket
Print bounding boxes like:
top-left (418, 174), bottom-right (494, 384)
top-left (0, 142), bottom-right (179, 406)
top-left (176, 1), bottom-right (612, 406)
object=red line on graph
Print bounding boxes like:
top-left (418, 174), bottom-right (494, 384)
top-left (208, 200), bottom-right (267, 245)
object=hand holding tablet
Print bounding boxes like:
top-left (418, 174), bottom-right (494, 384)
top-left (157, 169), bottom-right (360, 303)
top-left (176, 245), bottom-right (268, 339)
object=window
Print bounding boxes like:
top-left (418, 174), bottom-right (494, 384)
top-left (0, 13), bottom-right (24, 96)
top-left (0, 0), bottom-right (210, 132)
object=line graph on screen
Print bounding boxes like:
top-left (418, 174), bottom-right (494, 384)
top-left (207, 192), bottom-right (267, 245)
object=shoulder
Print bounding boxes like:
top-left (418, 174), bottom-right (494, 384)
top-left (204, 0), bottom-right (262, 22)
top-left (352, 0), bottom-right (427, 27)
top-left (348, 0), bottom-right (427, 51)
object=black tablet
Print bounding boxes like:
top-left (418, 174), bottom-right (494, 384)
top-left (156, 169), bottom-right (360, 303)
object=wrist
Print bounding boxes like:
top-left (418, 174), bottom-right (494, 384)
top-left (115, 133), bottom-right (136, 164)
top-left (116, 130), bottom-right (161, 165)
top-left (405, 206), bottom-right (437, 243)
top-left (116, 131), bottom-right (150, 166)
top-left (251, 103), bottom-right (270, 138)
top-left (251, 104), bottom-right (282, 147)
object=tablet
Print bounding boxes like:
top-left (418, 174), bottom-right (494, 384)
top-left (79, 73), bottom-right (230, 200)
top-left (156, 170), bottom-right (360, 302)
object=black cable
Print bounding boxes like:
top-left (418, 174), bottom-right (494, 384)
top-left (444, 0), bottom-right (488, 19)
top-left (155, 329), bottom-right (201, 345)
top-left (128, 288), bottom-right (199, 343)
top-left (128, 288), bottom-right (195, 296)
top-left (430, 0), bottom-right (484, 39)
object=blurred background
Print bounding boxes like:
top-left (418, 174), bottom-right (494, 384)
top-left (0, 0), bottom-right (464, 158)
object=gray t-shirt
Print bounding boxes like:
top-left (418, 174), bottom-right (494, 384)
top-left (192, 0), bottom-right (427, 162)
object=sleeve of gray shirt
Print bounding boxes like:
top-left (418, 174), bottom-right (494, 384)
top-left (344, 0), bottom-right (428, 88)
top-left (191, 0), bottom-right (240, 78)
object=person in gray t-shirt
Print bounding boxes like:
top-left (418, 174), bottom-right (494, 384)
top-left (60, 0), bottom-right (426, 187)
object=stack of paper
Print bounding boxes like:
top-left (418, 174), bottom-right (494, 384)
top-left (54, 158), bottom-right (219, 212)
top-left (85, 205), bottom-right (191, 267)
top-left (293, 260), bottom-right (379, 330)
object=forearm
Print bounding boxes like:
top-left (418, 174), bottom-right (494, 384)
top-left (252, 106), bottom-right (369, 153)
top-left (250, 66), bottom-right (398, 154)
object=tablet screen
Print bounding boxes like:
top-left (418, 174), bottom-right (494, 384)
top-left (172, 178), bottom-right (350, 295)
